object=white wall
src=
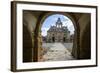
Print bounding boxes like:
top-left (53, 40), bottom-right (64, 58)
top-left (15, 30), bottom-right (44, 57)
top-left (0, 0), bottom-right (99, 73)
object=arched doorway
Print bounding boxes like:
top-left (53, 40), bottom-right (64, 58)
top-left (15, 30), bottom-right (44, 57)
top-left (33, 12), bottom-right (80, 62)
top-left (63, 37), bottom-right (66, 42)
top-left (52, 37), bottom-right (55, 42)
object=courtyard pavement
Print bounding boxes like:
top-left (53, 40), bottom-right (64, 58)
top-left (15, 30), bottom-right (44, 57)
top-left (42, 43), bottom-right (75, 61)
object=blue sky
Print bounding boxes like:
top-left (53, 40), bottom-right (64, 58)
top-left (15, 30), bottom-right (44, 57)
top-left (41, 14), bottom-right (75, 36)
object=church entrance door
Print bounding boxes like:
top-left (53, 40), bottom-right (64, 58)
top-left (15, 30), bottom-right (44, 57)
top-left (63, 37), bottom-right (66, 42)
top-left (52, 37), bottom-right (55, 42)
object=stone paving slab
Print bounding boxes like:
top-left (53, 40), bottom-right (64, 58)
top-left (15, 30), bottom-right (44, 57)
top-left (42, 43), bottom-right (75, 61)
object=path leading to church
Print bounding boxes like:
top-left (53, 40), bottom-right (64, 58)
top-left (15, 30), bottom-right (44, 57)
top-left (42, 43), bottom-right (75, 61)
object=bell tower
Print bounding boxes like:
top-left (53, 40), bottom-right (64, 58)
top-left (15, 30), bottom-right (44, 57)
top-left (56, 18), bottom-right (63, 28)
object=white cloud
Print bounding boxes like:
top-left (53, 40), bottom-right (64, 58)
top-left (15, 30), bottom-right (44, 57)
top-left (41, 27), bottom-right (49, 36)
top-left (62, 19), bottom-right (75, 35)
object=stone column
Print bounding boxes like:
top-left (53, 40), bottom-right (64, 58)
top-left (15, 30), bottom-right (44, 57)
top-left (37, 32), bottom-right (43, 61)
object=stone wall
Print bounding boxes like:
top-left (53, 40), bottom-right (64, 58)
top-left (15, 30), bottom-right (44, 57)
top-left (72, 13), bottom-right (91, 59)
top-left (23, 11), bottom-right (39, 62)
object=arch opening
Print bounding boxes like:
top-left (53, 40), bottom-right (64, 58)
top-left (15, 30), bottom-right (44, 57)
top-left (40, 14), bottom-right (76, 61)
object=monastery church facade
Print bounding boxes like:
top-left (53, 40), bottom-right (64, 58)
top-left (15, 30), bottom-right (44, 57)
top-left (44, 18), bottom-right (71, 43)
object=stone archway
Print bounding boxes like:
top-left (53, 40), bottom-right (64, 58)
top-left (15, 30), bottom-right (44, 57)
top-left (33, 12), bottom-right (80, 61)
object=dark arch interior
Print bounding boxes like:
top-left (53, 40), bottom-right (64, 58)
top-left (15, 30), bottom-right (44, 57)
top-left (23, 25), bottom-right (32, 62)
top-left (80, 22), bottom-right (91, 59)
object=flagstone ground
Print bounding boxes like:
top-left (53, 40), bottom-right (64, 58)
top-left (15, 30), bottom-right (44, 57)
top-left (42, 43), bottom-right (75, 61)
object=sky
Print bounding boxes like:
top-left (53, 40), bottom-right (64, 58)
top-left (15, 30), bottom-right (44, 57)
top-left (41, 14), bottom-right (75, 36)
